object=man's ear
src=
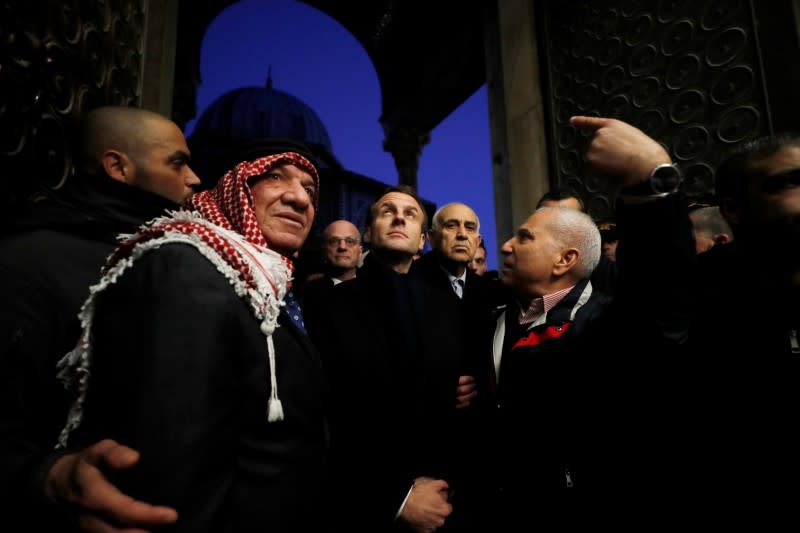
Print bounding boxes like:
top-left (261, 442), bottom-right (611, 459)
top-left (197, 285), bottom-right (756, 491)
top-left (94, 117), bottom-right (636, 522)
top-left (418, 231), bottom-right (426, 252)
top-left (552, 248), bottom-right (579, 276)
top-left (713, 233), bottom-right (733, 246)
top-left (363, 226), bottom-right (372, 245)
top-left (101, 150), bottom-right (130, 184)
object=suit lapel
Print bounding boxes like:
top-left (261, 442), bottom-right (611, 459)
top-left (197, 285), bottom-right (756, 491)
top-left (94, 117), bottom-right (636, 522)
top-left (278, 310), bottom-right (321, 366)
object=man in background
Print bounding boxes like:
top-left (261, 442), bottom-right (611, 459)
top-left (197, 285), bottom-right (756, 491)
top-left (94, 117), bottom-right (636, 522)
top-left (468, 241), bottom-right (488, 276)
top-left (0, 106), bottom-right (200, 530)
top-left (318, 219), bottom-right (362, 284)
top-left (536, 187), bottom-right (584, 211)
top-left (302, 219), bottom-right (362, 325)
top-left (598, 221), bottom-right (619, 262)
top-left (688, 204), bottom-right (733, 254)
top-left (414, 202), bottom-right (496, 409)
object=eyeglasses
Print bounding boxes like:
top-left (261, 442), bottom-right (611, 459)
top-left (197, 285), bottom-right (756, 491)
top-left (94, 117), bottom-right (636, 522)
top-left (326, 237), bottom-right (359, 247)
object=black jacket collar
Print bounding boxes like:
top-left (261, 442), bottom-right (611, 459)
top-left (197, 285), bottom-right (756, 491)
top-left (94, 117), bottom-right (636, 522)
top-left (7, 172), bottom-right (182, 242)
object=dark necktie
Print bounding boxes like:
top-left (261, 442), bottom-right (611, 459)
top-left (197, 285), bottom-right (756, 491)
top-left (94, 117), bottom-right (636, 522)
top-left (453, 278), bottom-right (465, 299)
top-left (283, 290), bottom-right (307, 334)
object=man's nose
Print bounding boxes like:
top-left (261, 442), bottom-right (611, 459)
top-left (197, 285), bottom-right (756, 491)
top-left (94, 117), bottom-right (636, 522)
top-left (284, 180), bottom-right (311, 207)
top-left (186, 166), bottom-right (201, 187)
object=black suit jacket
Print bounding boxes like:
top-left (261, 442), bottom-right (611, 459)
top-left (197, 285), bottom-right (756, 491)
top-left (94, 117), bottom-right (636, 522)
top-left (482, 194), bottom-right (696, 529)
top-left (70, 244), bottom-right (328, 533)
top-left (0, 175), bottom-right (182, 529)
top-left (306, 255), bottom-right (465, 533)
top-left (410, 254), bottom-right (500, 533)
top-left (301, 274), bottom-right (337, 333)
top-left (412, 253), bottom-right (497, 378)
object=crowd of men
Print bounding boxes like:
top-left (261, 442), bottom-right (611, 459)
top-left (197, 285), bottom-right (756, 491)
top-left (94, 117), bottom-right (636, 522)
top-left (1, 105), bottom-right (799, 532)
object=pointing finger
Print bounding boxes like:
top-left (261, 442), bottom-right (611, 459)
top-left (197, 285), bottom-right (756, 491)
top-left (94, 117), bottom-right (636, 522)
top-left (570, 115), bottom-right (615, 132)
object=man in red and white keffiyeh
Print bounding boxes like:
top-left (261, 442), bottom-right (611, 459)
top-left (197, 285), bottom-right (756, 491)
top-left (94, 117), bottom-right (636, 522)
top-left (49, 138), bottom-right (328, 532)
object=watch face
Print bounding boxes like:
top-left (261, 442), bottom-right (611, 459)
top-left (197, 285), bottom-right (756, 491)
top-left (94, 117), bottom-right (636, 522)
top-left (651, 164), bottom-right (682, 194)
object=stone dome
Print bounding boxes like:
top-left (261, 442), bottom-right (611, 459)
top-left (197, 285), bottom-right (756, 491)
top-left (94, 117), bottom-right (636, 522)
top-left (190, 76), bottom-right (333, 155)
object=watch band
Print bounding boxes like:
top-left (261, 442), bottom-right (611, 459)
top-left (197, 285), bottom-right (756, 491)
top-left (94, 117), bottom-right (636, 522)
top-left (620, 163), bottom-right (681, 197)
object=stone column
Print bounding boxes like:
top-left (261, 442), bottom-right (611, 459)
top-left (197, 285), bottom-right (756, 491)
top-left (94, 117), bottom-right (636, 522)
top-left (383, 127), bottom-right (431, 189)
top-left (140, 0), bottom-right (180, 117)
top-left (484, 0), bottom-right (549, 239)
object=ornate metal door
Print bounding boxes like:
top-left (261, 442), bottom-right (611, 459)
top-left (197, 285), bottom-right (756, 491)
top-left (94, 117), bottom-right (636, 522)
top-left (538, 0), bottom-right (800, 221)
top-left (0, 1), bottom-right (146, 212)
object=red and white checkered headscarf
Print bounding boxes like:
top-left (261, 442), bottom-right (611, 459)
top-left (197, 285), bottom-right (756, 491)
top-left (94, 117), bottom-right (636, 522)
top-left (107, 151), bottom-right (319, 288)
top-left (55, 151), bottom-right (320, 446)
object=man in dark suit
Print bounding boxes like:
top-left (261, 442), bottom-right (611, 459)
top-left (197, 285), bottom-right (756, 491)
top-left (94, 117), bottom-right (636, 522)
top-left (306, 186), bottom-right (467, 533)
top-left (481, 116), bottom-right (695, 529)
top-left (413, 202), bottom-right (496, 409)
top-left (301, 219), bottom-right (361, 325)
top-left (411, 202), bottom-right (498, 533)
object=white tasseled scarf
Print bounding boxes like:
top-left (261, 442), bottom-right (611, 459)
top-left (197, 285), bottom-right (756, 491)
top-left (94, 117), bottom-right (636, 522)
top-left (55, 211), bottom-right (291, 449)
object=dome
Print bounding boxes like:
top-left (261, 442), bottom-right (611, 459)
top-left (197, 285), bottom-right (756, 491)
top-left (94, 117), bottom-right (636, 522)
top-left (190, 77), bottom-right (333, 155)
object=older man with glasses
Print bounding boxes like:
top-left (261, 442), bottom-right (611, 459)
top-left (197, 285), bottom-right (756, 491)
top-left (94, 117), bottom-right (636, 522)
top-left (301, 219), bottom-right (362, 326)
top-left (320, 219), bottom-right (362, 284)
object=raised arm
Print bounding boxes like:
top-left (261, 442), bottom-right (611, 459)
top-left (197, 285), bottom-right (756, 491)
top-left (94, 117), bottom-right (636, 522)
top-left (570, 115), bottom-right (672, 185)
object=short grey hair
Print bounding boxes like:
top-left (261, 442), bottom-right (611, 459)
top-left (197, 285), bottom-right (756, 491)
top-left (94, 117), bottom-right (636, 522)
top-left (536, 206), bottom-right (601, 279)
top-left (431, 202), bottom-right (481, 233)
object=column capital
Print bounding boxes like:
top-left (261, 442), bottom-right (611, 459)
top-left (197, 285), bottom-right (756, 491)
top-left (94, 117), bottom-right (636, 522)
top-left (383, 127), bottom-right (431, 189)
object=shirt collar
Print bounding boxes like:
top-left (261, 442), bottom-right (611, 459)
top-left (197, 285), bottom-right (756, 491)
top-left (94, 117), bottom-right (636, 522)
top-left (518, 285), bottom-right (575, 325)
top-left (441, 265), bottom-right (467, 285)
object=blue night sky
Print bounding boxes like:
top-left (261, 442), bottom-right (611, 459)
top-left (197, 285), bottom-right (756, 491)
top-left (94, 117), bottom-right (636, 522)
top-left (183, 0), bottom-right (498, 269)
